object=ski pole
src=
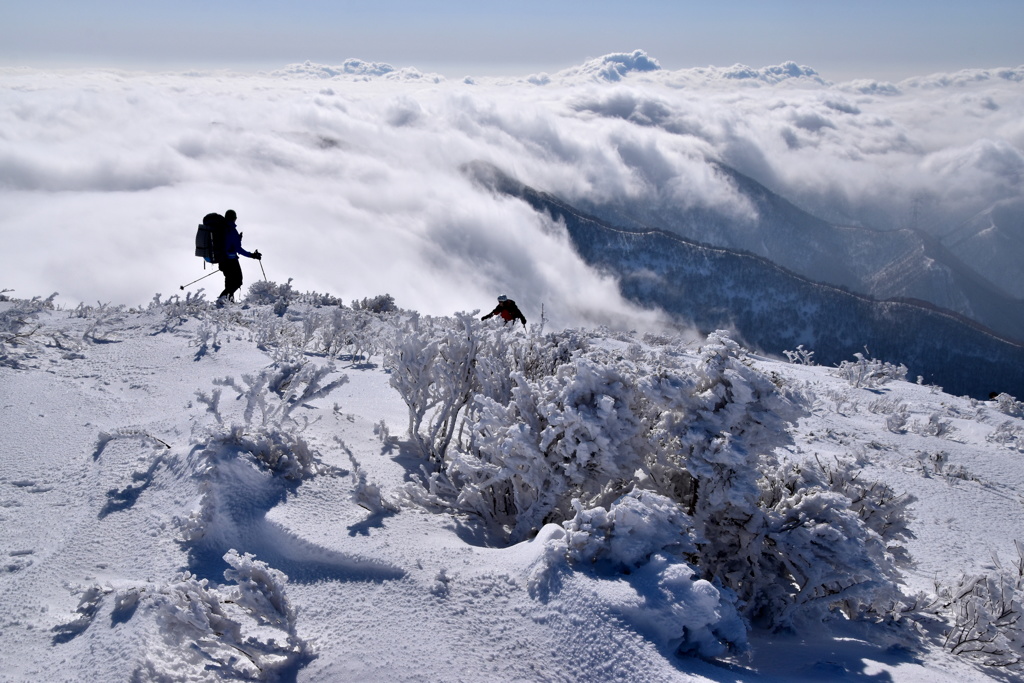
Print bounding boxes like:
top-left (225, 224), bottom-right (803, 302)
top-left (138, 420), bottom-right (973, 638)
top-left (179, 270), bottom-right (220, 290)
top-left (258, 259), bottom-right (267, 281)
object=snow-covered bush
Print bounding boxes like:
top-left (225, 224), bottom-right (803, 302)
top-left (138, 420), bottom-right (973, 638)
top-left (211, 423), bottom-right (322, 481)
top-left (68, 301), bottom-right (127, 342)
top-left (215, 360), bottom-right (348, 430)
top-left (868, 393), bottom-right (909, 430)
top-left (988, 421), bottom-right (1024, 452)
top-left (351, 293), bottom-right (398, 314)
top-left (390, 323), bottom-right (914, 633)
top-left (784, 344), bottom-right (816, 365)
top-left (387, 313), bottom-right (480, 464)
top-left (387, 312), bottom-right (532, 465)
top-left (537, 491), bottom-right (748, 658)
top-left (191, 311), bottom-right (226, 357)
top-left (54, 552), bottom-right (308, 680)
top-left (885, 403), bottom-right (911, 433)
top-left (993, 393), bottom-right (1024, 418)
top-left (194, 360), bottom-right (348, 479)
top-left (448, 356), bottom-right (648, 542)
top-left (868, 395), bottom-right (904, 415)
top-left (0, 292), bottom-right (56, 367)
top-left (834, 351), bottom-right (908, 388)
top-left (387, 313), bottom-right (592, 469)
top-left (311, 307), bottom-right (394, 362)
top-left (921, 543), bottom-right (1024, 670)
top-left (561, 490), bottom-right (696, 570)
top-left (152, 283), bottom-right (400, 366)
top-left (913, 412), bottom-right (956, 439)
top-left (152, 291), bottom-right (210, 331)
top-left (248, 308), bottom-right (307, 360)
top-left (134, 550), bottom-right (308, 680)
top-left (641, 333), bottom-right (846, 630)
top-left (809, 455), bottom-right (916, 546)
top-left (756, 458), bottom-right (914, 626)
top-left (244, 278), bottom-right (298, 309)
top-left (345, 447), bottom-right (399, 515)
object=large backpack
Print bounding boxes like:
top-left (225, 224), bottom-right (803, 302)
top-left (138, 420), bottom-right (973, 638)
top-left (195, 213), bottom-right (227, 264)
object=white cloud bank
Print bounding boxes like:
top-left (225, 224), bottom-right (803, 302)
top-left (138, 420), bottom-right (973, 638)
top-left (1, 52), bottom-right (1022, 329)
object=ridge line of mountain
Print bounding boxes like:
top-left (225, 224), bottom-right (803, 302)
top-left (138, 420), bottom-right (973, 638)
top-left (471, 160), bottom-right (1021, 348)
top-left (465, 160), bottom-right (1024, 398)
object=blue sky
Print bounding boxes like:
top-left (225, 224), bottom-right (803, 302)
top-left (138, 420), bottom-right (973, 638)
top-left (2, 0), bottom-right (1023, 80)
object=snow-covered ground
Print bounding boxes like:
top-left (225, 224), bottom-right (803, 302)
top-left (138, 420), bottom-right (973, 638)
top-left (2, 287), bottom-right (1023, 682)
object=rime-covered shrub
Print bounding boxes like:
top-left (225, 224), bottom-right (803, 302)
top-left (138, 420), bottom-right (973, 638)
top-left (299, 290), bottom-right (346, 307)
top-left (215, 360), bottom-right (348, 429)
top-left (0, 292), bottom-right (57, 367)
top-left (311, 307), bottom-right (394, 361)
top-left (193, 360), bottom-right (348, 480)
top-left (989, 421), bottom-right (1024, 452)
top-left (647, 335), bottom-right (910, 628)
top-left (756, 459), bottom-right (914, 627)
top-left (152, 291), bottom-right (211, 331)
top-left (448, 357), bottom-right (648, 542)
top-left (386, 312), bottom-right (567, 465)
top-left (536, 491), bottom-right (748, 658)
top-left (243, 306), bottom-right (306, 359)
top-left (913, 412), bottom-right (956, 439)
top-left (810, 456), bottom-right (917, 546)
top-left (225, 424), bottom-right (321, 480)
top-left (784, 345), bottom-right (816, 365)
top-left (133, 550), bottom-right (308, 679)
top-left (868, 396), bottom-right (910, 434)
top-left (561, 490), bottom-right (696, 570)
top-left (66, 301), bottom-right (127, 342)
top-left (244, 278), bottom-right (298, 307)
top-left (351, 293), bottom-right (398, 314)
top-left (389, 323), bottom-right (914, 635)
top-left (921, 543), bottom-right (1024, 670)
top-left (834, 352), bottom-right (908, 388)
top-left (0, 291), bottom-right (57, 325)
top-left (386, 314), bottom-right (592, 464)
top-left (993, 393), bottom-right (1024, 418)
top-left (885, 404), bottom-right (910, 433)
top-left (388, 313), bottom-right (488, 463)
top-left (639, 334), bottom-right (812, 627)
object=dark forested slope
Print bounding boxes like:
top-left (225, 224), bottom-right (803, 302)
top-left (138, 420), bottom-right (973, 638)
top-left (470, 162), bottom-right (1024, 398)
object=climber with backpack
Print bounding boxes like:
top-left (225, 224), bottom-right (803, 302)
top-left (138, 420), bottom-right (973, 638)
top-left (193, 210), bottom-right (262, 303)
top-left (481, 295), bottom-right (527, 327)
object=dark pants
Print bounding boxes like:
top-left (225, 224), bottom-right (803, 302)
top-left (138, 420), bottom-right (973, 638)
top-left (219, 258), bottom-right (243, 300)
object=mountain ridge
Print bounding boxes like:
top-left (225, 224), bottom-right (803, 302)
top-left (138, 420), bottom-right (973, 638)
top-left (572, 161), bottom-right (1024, 344)
top-left (467, 161), bottom-right (1024, 399)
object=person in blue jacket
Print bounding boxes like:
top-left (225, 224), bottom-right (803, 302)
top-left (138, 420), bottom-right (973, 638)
top-left (217, 209), bottom-right (261, 302)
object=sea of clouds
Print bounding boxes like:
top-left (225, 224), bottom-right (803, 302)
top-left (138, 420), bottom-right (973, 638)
top-left (1, 51), bottom-right (1022, 329)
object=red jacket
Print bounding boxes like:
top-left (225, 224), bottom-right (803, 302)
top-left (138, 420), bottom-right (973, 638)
top-left (482, 300), bottom-right (526, 326)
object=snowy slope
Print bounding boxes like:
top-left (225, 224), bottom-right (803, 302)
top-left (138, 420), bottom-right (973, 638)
top-left (1, 288), bottom-right (1023, 682)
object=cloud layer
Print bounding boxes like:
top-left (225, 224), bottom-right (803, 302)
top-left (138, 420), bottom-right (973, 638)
top-left (1, 54), bottom-right (1022, 330)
